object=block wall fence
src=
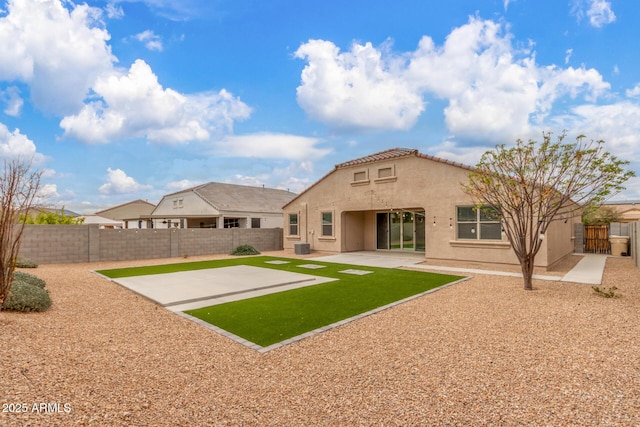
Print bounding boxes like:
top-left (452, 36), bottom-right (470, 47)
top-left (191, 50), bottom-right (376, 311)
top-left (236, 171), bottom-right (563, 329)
top-left (18, 224), bottom-right (284, 264)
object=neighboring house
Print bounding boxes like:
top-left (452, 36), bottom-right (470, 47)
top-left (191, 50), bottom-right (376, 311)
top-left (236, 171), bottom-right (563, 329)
top-left (603, 200), bottom-right (640, 223)
top-left (283, 148), bottom-right (577, 267)
top-left (79, 214), bottom-right (124, 229)
top-left (95, 199), bottom-right (156, 229)
top-left (149, 182), bottom-right (297, 229)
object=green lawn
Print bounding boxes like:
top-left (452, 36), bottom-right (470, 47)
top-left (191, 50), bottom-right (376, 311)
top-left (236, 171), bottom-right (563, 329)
top-left (98, 256), bottom-right (465, 348)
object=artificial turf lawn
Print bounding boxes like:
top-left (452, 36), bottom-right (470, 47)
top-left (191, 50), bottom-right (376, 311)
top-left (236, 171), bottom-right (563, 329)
top-left (98, 256), bottom-right (464, 347)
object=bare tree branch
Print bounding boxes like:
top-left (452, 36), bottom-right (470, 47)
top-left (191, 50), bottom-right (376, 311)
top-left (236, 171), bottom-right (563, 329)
top-left (462, 132), bottom-right (634, 290)
top-left (0, 159), bottom-right (42, 307)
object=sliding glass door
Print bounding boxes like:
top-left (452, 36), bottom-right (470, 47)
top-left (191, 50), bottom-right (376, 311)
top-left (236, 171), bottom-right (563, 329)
top-left (376, 210), bottom-right (425, 252)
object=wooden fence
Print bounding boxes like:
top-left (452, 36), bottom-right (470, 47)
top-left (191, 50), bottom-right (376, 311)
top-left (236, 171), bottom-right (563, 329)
top-left (584, 225), bottom-right (610, 254)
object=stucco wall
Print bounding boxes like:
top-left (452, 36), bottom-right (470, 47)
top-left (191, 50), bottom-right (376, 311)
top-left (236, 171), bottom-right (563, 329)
top-left (284, 154), bottom-right (575, 267)
top-left (18, 224), bottom-right (283, 264)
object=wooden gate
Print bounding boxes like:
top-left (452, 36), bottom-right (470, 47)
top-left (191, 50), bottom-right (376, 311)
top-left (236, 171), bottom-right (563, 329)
top-left (584, 225), bottom-right (610, 254)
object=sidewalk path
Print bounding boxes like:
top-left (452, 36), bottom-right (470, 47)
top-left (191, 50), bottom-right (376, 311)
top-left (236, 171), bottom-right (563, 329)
top-left (311, 252), bottom-right (609, 285)
top-left (559, 254), bottom-right (608, 285)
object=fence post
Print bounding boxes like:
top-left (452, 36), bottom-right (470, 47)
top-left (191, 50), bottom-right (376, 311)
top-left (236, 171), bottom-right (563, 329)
top-left (88, 224), bottom-right (100, 262)
top-left (574, 223), bottom-right (584, 253)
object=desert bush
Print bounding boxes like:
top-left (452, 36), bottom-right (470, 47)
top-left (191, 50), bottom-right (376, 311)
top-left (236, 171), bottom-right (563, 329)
top-left (231, 244), bottom-right (261, 255)
top-left (592, 285), bottom-right (620, 298)
top-left (2, 282), bottom-right (52, 312)
top-left (15, 257), bottom-right (38, 268)
top-left (13, 271), bottom-right (46, 289)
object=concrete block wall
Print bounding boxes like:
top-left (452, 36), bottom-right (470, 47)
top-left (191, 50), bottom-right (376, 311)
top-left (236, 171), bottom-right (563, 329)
top-left (20, 225), bottom-right (91, 263)
top-left (174, 229), bottom-right (232, 257)
top-left (98, 229), bottom-right (171, 261)
top-left (18, 224), bottom-right (284, 264)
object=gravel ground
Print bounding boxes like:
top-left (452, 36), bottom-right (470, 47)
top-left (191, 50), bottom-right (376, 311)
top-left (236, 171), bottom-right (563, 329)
top-left (1, 252), bottom-right (639, 426)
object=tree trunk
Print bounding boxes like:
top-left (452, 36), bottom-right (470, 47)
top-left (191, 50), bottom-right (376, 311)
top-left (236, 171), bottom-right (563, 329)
top-left (520, 256), bottom-right (535, 291)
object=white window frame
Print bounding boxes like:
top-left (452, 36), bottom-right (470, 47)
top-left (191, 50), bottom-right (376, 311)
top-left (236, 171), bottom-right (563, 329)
top-left (456, 206), bottom-right (502, 241)
top-left (321, 211), bottom-right (333, 237)
top-left (288, 213), bottom-right (299, 236)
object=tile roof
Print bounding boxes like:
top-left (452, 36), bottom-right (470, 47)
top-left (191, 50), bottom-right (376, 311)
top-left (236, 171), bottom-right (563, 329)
top-left (335, 147), bottom-right (472, 170)
top-left (336, 148), bottom-right (419, 168)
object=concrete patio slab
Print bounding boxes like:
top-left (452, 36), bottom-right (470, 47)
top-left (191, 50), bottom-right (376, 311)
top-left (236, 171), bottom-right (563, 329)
top-left (297, 264), bottom-right (327, 269)
top-left (339, 269), bottom-right (374, 275)
top-left (309, 252), bottom-right (424, 268)
top-left (112, 265), bottom-right (336, 310)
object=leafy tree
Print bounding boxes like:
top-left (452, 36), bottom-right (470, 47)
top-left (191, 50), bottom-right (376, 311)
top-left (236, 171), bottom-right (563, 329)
top-left (581, 205), bottom-right (621, 225)
top-left (20, 209), bottom-right (84, 224)
top-left (0, 160), bottom-right (42, 307)
top-left (463, 132), bottom-right (634, 290)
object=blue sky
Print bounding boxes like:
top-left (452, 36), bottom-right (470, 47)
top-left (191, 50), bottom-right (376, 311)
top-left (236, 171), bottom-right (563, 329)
top-left (0, 0), bottom-right (638, 213)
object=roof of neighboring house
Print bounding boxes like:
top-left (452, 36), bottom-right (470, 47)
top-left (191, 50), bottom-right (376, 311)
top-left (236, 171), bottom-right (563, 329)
top-left (604, 200), bottom-right (640, 205)
top-left (163, 182), bottom-right (297, 213)
top-left (79, 214), bottom-right (124, 227)
top-left (285, 147), bottom-right (472, 208)
top-left (95, 199), bottom-right (156, 220)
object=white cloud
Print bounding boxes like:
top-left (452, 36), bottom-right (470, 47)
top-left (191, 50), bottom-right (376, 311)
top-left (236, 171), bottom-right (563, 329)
top-left (272, 161), bottom-right (316, 193)
top-left (105, 3), bottom-right (124, 19)
top-left (407, 18), bottom-right (609, 142)
top-left (0, 86), bottom-right (23, 116)
top-left (586, 0), bottom-right (616, 27)
top-left (0, 0), bottom-right (116, 115)
top-left (0, 123), bottom-right (45, 164)
top-left (571, 0), bottom-right (616, 28)
top-left (429, 139), bottom-right (493, 167)
top-left (626, 84), bottom-right (640, 98)
top-left (99, 167), bottom-right (153, 195)
top-left (60, 59), bottom-right (251, 144)
top-left (0, 0), bottom-right (249, 145)
top-left (295, 39), bottom-right (425, 131)
top-left (133, 30), bottom-right (163, 51)
top-left (38, 183), bottom-right (59, 199)
top-left (565, 48), bottom-right (573, 64)
top-left (295, 18), bottom-right (610, 143)
top-left (166, 179), bottom-right (203, 191)
top-left (552, 103), bottom-right (640, 162)
top-left (217, 133), bottom-right (332, 160)
top-left (229, 161), bottom-right (316, 194)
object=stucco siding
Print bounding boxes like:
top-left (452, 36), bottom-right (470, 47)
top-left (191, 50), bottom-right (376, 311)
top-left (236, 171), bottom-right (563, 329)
top-left (284, 151), bottom-right (575, 267)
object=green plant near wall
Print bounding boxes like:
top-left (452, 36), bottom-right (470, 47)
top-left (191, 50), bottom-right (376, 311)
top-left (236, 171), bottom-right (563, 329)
top-left (592, 285), bottom-right (620, 298)
top-left (231, 245), bottom-right (261, 255)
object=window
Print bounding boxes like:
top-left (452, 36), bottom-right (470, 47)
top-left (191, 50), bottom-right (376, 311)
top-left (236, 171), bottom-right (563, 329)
top-left (224, 218), bottom-right (240, 228)
top-left (457, 206), bottom-right (502, 240)
top-left (378, 167), bottom-right (393, 178)
top-left (354, 171), bottom-right (367, 181)
top-left (251, 218), bottom-right (261, 228)
top-left (321, 212), bottom-right (333, 237)
top-left (288, 214), bottom-right (298, 236)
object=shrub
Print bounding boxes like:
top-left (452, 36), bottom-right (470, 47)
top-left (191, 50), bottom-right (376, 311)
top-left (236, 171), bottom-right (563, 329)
top-left (231, 244), bottom-right (261, 256)
top-left (2, 282), bottom-right (52, 312)
top-left (15, 257), bottom-right (38, 268)
top-left (592, 285), bottom-right (620, 298)
top-left (13, 271), bottom-right (46, 289)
